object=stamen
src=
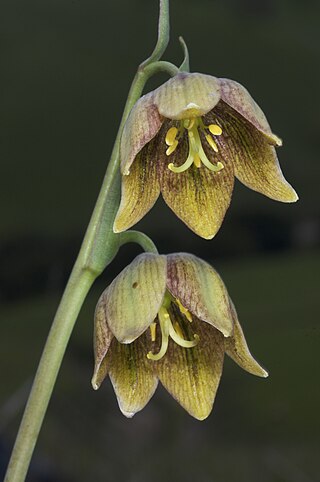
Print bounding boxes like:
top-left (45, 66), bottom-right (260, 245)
top-left (205, 134), bottom-right (218, 153)
top-left (197, 139), bottom-right (224, 172)
top-left (150, 322), bottom-right (157, 342)
top-left (174, 321), bottom-right (185, 339)
top-left (167, 117), bottom-right (224, 173)
top-left (147, 309), bottom-right (169, 361)
top-left (169, 323), bottom-right (199, 348)
top-left (209, 124), bottom-right (222, 136)
top-left (165, 127), bottom-right (178, 146)
top-left (194, 154), bottom-right (201, 168)
top-left (176, 298), bottom-right (193, 323)
top-left (147, 300), bottom-right (199, 361)
top-left (166, 140), bottom-right (178, 156)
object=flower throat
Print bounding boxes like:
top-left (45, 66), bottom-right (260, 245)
top-left (165, 117), bottom-right (224, 173)
top-left (147, 293), bottom-right (199, 361)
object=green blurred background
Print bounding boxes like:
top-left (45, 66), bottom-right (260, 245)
top-left (1, 0), bottom-right (319, 480)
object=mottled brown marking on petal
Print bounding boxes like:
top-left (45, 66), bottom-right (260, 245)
top-left (166, 253), bottom-right (233, 336)
top-left (154, 314), bottom-right (224, 420)
top-left (225, 301), bottom-right (268, 378)
top-left (207, 102), bottom-right (298, 202)
top-left (102, 253), bottom-right (167, 343)
top-left (120, 92), bottom-right (163, 175)
top-left (154, 72), bottom-right (221, 120)
top-left (219, 78), bottom-right (281, 146)
top-left (114, 134), bottom-right (162, 233)
top-left (159, 123), bottom-right (234, 239)
top-left (108, 332), bottom-right (158, 418)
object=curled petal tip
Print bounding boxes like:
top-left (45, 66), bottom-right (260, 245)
top-left (91, 376), bottom-right (100, 391)
top-left (120, 409), bottom-right (135, 419)
top-left (282, 187), bottom-right (299, 203)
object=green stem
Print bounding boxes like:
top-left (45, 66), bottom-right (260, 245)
top-left (141, 0), bottom-right (170, 67)
top-left (178, 36), bottom-right (190, 72)
top-left (120, 230), bottom-right (159, 254)
top-left (4, 4), bottom-right (177, 482)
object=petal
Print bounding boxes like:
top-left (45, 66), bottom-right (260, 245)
top-left (91, 302), bottom-right (114, 390)
top-left (166, 253), bottom-right (233, 337)
top-left (208, 102), bottom-right (298, 202)
top-left (154, 72), bottom-right (221, 120)
top-left (225, 301), bottom-right (268, 378)
top-left (159, 126), bottom-right (234, 239)
top-left (154, 315), bottom-right (224, 420)
top-left (113, 136), bottom-right (161, 233)
top-left (219, 78), bottom-right (282, 146)
top-left (101, 253), bottom-right (167, 343)
top-left (120, 92), bottom-right (163, 175)
top-left (108, 333), bottom-right (158, 417)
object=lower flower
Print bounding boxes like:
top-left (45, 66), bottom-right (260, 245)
top-left (92, 253), bottom-right (267, 420)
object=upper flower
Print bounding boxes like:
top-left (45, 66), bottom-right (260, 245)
top-left (113, 72), bottom-right (298, 239)
top-left (92, 252), bottom-right (267, 420)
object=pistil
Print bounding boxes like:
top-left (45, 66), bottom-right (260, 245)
top-left (165, 117), bottom-right (224, 174)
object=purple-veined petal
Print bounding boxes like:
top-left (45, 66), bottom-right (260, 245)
top-left (108, 333), bottom-right (158, 418)
top-left (91, 305), bottom-right (114, 390)
top-left (208, 102), bottom-right (298, 202)
top-left (219, 78), bottom-right (281, 146)
top-left (166, 253), bottom-right (233, 337)
top-left (154, 315), bottom-right (224, 420)
top-left (100, 253), bottom-right (167, 343)
top-left (120, 92), bottom-right (163, 175)
top-left (114, 136), bottom-right (161, 233)
top-left (159, 126), bottom-right (234, 239)
top-left (225, 301), bottom-right (268, 378)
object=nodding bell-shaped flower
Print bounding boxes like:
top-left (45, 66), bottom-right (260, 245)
top-left (92, 253), bottom-right (268, 420)
top-left (113, 73), bottom-right (298, 239)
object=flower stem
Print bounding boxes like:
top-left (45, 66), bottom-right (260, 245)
top-left (141, 0), bottom-right (170, 67)
top-left (120, 230), bottom-right (159, 254)
top-left (4, 2), bottom-right (177, 480)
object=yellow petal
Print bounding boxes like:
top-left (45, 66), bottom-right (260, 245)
top-left (154, 72), bottom-right (221, 120)
top-left (159, 131), bottom-right (234, 239)
top-left (99, 253), bottom-right (167, 343)
top-left (108, 334), bottom-right (158, 417)
top-left (208, 103), bottom-right (298, 202)
top-left (166, 253), bottom-right (233, 337)
top-left (114, 136), bottom-right (161, 233)
top-left (225, 301), bottom-right (268, 378)
top-left (155, 316), bottom-right (224, 420)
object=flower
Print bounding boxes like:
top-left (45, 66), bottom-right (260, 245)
top-left (113, 72), bottom-right (298, 239)
top-left (92, 252), bottom-right (267, 420)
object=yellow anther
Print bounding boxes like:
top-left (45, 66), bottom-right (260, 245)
top-left (194, 154), bottom-right (201, 168)
top-left (205, 134), bottom-right (218, 153)
top-left (176, 298), bottom-right (193, 322)
top-left (167, 117), bottom-right (224, 174)
top-left (165, 127), bottom-right (178, 146)
top-left (209, 124), bottom-right (222, 136)
top-left (150, 322), bottom-right (157, 342)
top-left (166, 140), bottom-right (179, 156)
top-left (147, 301), bottom-right (199, 361)
top-left (174, 322), bottom-right (185, 339)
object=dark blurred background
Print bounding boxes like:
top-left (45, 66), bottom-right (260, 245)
top-left (1, 0), bottom-right (319, 480)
